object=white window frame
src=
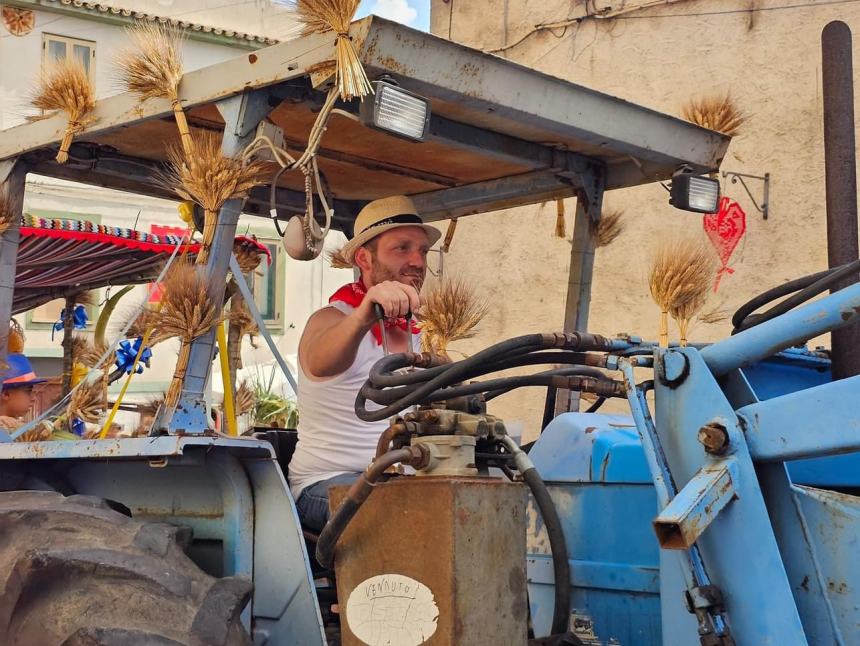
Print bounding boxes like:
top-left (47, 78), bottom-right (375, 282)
top-left (42, 33), bottom-right (96, 84)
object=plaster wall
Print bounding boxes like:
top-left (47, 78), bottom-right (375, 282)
top-left (429, 0), bottom-right (860, 437)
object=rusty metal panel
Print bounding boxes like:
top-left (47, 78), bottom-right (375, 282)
top-left (331, 477), bottom-right (528, 645)
top-left (793, 485), bottom-right (860, 642)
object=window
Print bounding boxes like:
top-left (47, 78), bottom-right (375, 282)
top-left (252, 241), bottom-right (283, 329)
top-left (42, 33), bottom-right (96, 82)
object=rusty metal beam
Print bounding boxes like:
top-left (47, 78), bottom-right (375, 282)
top-left (0, 162), bottom-right (27, 373)
top-left (822, 21), bottom-right (860, 379)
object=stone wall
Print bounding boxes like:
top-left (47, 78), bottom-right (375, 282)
top-left (429, 0), bottom-right (860, 437)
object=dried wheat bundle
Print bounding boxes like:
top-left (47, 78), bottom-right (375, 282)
top-left (419, 278), bottom-right (488, 356)
top-left (8, 319), bottom-right (24, 354)
top-left (698, 304), bottom-right (729, 325)
top-left (288, 0), bottom-right (371, 100)
top-left (68, 380), bottom-right (104, 424)
top-left (229, 298), bottom-right (259, 342)
top-left (649, 237), bottom-right (717, 347)
top-left (0, 187), bottom-right (14, 236)
top-left (682, 93), bottom-right (747, 137)
top-left (157, 261), bottom-right (220, 407)
top-left (235, 380), bottom-right (256, 417)
top-left (234, 242), bottom-right (266, 274)
top-left (15, 421), bottom-right (53, 443)
top-left (71, 335), bottom-right (108, 368)
top-left (590, 209), bottom-right (625, 248)
top-left (30, 58), bottom-right (96, 163)
top-left (163, 132), bottom-right (267, 265)
top-left (121, 305), bottom-right (162, 342)
top-left (116, 21), bottom-right (192, 157)
top-left (554, 199), bottom-right (566, 238)
top-left (327, 246), bottom-right (352, 269)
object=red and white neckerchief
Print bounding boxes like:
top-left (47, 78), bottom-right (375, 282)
top-left (329, 281), bottom-right (420, 345)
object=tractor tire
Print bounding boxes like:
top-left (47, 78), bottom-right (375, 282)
top-left (0, 490), bottom-right (252, 646)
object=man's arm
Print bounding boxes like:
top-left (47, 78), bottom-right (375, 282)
top-left (300, 281), bottom-right (420, 380)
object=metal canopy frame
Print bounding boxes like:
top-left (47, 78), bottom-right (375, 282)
top-left (0, 16), bottom-right (730, 420)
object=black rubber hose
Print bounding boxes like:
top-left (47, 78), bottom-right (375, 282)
top-left (316, 447), bottom-right (420, 569)
top-left (366, 366), bottom-right (609, 406)
top-left (542, 387), bottom-right (558, 431)
top-left (361, 372), bottom-right (623, 409)
top-left (358, 334), bottom-right (618, 421)
top-left (368, 350), bottom-right (603, 389)
top-left (731, 260), bottom-right (860, 332)
top-left (585, 397), bottom-right (606, 413)
top-left (483, 367), bottom-right (610, 402)
top-left (500, 436), bottom-right (569, 636)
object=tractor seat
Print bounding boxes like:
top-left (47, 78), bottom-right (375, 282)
top-left (252, 429), bottom-right (298, 479)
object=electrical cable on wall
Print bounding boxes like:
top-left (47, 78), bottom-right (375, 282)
top-left (490, 0), bottom-right (860, 54)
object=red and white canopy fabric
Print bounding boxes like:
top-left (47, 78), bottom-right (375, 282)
top-left (12, 215), bottom-right (270, 314)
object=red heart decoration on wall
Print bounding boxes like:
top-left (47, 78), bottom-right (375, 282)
top-left (703, 197), bottom-right (746, 291)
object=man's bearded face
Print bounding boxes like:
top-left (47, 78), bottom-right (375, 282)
top-left (365, 227), bottom-right (429, 291)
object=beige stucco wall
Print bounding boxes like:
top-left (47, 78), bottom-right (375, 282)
top-left (429, 0), bottom-right (860, 438)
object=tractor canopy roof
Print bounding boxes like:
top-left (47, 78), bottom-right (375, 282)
top-left (0, 16), bottom-right (728, 235)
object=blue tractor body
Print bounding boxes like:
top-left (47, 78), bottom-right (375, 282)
top-left (528, 348), bottom-right (860, 645)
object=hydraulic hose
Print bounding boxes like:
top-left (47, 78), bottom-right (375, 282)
top-left (499, 435), bottom-right (570, 637)
top-left (732, 259), bottom-right (860, 332)
top-left (357, 333), bottom-right (621, 422)
top-left (316, 446), bottom-right (427, 570)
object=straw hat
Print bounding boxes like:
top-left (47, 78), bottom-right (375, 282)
top-left (340, 195), bottom-right (441, 265)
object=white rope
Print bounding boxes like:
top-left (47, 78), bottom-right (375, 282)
top-left (249, 87), bottom-right (339, 248)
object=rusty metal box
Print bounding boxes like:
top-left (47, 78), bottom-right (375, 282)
top-left (330, 476), bottom-right (528, 646)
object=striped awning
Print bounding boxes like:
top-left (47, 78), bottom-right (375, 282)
top-left (13, 216), bottom-right (269, 314)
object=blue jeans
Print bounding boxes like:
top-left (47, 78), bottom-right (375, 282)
top-left (295, 472), bottom-right (360, 533)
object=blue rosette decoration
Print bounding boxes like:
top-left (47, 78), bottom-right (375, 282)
top-left (52, 304), bottom-right (89, 340)
top-left (115, 337), bottom-right (153, 375)
top-left (71, 417), bottom-right (86, 437)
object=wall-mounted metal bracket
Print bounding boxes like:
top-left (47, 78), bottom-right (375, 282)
top-left (722, 170), bottom-right (770, 220)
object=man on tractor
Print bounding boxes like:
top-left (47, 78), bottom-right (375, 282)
top-left (288, 195), bottom-right (440, 531)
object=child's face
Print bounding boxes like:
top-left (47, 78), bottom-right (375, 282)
top-left (1, 386), bottom-right (35, 418)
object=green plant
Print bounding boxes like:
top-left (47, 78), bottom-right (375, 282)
top-left (249, 368), bottom-right (298, 429)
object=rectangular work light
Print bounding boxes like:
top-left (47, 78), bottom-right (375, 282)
top-left (670, 173), bottom-right (721, 214)
top-left (359, 79), bottom-right (430, 142)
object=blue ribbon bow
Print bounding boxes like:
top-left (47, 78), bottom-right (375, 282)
top-left (52, 305), bottom-right (88, 340)
top-left (115, 337), bottom-right (152, 375)
top-left (71, 417), bottom-right (86, 437)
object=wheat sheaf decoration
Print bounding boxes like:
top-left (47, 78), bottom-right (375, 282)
top-left (30, 58), bottom-right (96, 164)
top-left (0, 187), bottom-right (15, 237)
top-left (649, 237), bottom-right (717, 347)
top-left (327, 246), bottom-right (352, 269)
top-left (67, 379), bottom-right (105, 425)
top-left (235, 380), bottom-right (256, 417)
top-left (157, 261), bottom-right (220, 408)
top-left (71, 336), bottom-right (109, 369)
top-left (163, 131), bottom-right (267, 265)
top-left (116, 21), bottom-right (192, 157)
top-left (288, 0), bottom-right (372, 101)
top-left (419, 278), bottom-right (488, 357)
top-left (682, 93), bottom-right (747, 137)
top-left (590, 209), bottom-right (626, 249)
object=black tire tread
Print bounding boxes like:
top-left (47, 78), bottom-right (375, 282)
top-left (0, 490), bottom-right (251, 646)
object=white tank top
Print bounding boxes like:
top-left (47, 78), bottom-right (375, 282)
top-left (288, 301), bottom-right (420, 499)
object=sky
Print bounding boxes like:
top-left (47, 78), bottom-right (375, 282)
top-left (355, 0), bottom-right (430, 32)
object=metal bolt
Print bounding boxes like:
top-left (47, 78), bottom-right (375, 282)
top-left (698, 423), bottom-right (730, 454)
